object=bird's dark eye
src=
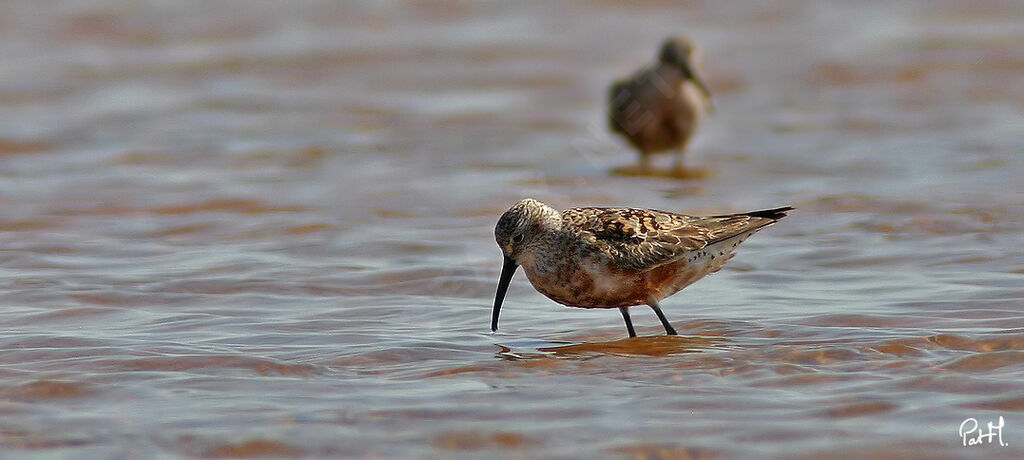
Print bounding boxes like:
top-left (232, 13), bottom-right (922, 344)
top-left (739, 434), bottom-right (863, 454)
top-left (512, 233), bottom-right (525, 244)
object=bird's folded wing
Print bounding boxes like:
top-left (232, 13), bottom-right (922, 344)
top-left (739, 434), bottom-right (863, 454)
top-left (564, 207), bottom-right (783, 271)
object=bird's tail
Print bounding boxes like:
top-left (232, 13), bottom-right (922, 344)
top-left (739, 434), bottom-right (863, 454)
top-left (741, 206), bottom-right (794, 221)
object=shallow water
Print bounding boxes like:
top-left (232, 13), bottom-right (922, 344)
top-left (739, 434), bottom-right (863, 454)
top-left (1, 1), bottom-right (1022, 458)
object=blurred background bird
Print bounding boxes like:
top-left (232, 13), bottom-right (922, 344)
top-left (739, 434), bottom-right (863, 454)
top-left (608, 36), bottom-right (713, 177)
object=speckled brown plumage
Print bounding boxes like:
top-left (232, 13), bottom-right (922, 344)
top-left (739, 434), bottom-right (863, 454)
top-left (608, 36), bottom-right (713, 173)
top-left (491, 199), bottom-right (792, 338)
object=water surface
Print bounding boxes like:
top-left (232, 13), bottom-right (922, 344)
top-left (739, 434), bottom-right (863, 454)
top-left (1, 1), bottom-right (1022, 458)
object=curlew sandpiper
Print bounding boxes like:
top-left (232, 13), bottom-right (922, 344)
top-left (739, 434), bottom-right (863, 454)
top-left (609, 36), bottom-right (713, 176)
top-left (491, 199), bottom-right (791, 338)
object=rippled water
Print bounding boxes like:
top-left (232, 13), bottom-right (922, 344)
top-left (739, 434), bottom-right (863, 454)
top-left (1, 1), bottom-right (1022, 458)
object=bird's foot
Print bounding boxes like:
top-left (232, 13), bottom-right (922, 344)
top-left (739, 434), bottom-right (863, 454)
top-left (610, 164), bottom-right (654, 177)
top-left (668, 164), bottom-right (710, 180)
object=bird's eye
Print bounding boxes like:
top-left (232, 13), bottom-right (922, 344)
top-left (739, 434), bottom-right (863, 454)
top-left (512, 233), bottom-right (525, 244)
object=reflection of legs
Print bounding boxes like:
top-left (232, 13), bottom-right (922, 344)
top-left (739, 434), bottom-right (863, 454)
top-left (619, 307), bottom-right (637, 338)
top-left (647, 300), bottom-right (677, 335)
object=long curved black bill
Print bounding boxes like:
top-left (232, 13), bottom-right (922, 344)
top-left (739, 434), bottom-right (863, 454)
top-left (491, 255), bottom-right (518, 332)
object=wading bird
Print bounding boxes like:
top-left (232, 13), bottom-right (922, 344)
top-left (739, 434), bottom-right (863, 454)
top-left (491, 199), bottom-right (790, 338)
top-left (609, 36), bottom-right (713, 176)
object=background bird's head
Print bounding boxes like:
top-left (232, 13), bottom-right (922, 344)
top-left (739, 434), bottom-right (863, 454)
top-left (659, 36), bottom-right (697, 69)
top-left (658, 36), bottom-right (713, 111)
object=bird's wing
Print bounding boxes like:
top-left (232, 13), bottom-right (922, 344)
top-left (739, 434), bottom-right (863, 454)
top-left (608, 79), bottom-right (633, 134)
top-left (563, 207), bottom-right (791, 271)
top-left (608, 67), bottom-right (677, 138)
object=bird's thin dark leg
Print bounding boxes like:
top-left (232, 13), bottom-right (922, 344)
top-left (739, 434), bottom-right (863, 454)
top-left (619, 307), bottom-right (637, 338)
top-left (647, 300), bottom-right (677, 335)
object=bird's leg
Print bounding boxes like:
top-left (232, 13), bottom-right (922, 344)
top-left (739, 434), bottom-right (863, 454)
top-left (647, 300), bottom-right (677, 335)
top-left (638, 153), bottom-right (653, 174)
top-left (672, 147), bottom-right (685, 173)
top-left (619, 307), bottom-right (637, 338)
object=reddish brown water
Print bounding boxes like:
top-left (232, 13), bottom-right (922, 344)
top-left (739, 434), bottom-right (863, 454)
top-left (1, 1), bottom-right (1022, 458)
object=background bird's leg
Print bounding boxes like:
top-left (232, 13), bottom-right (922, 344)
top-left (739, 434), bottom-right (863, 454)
top-left (672, 147), bottom-right (685, 173)
top-left (647, 300), bottom-right (678, 335)
top-left (638, 153), bottom-right (653, 173)
top-left (619, 307), bottom-right (637, 338)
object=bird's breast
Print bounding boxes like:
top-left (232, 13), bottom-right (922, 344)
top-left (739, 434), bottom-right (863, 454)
top-left (522, 259), bottom-right (645, 309)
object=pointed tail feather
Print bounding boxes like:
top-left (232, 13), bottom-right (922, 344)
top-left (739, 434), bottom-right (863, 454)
top-left (701, 206), bottom-right (793, 246)
top-left (743, 206), bottom-right (793, 220)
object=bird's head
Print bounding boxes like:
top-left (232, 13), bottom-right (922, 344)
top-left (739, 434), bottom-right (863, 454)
top-left (658, 36), bottom-right (697, 68)
top-left (493, 198), bottom-right (560, 263)
top-left (491, 198), bottom-right (560, 332)
top-left (659, 36), bottom-right (713, 112)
